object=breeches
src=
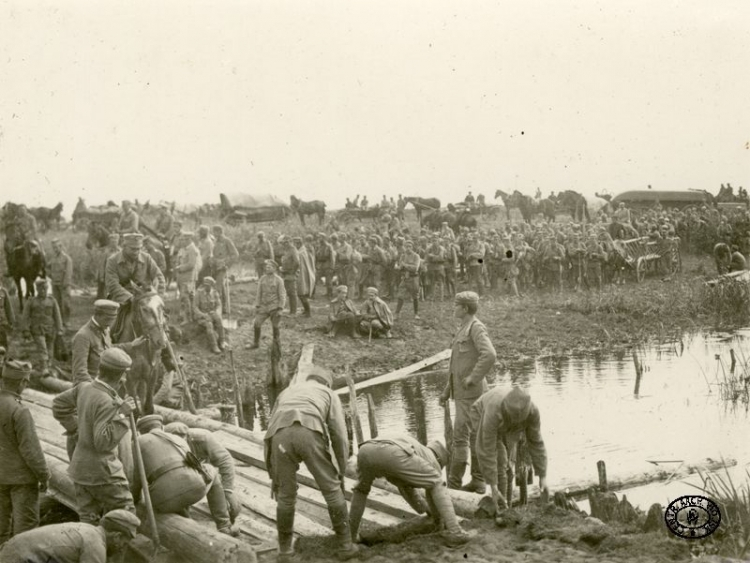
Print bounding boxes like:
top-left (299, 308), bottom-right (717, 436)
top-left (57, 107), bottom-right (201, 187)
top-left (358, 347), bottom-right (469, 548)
top-left (451, 398), bottom-right (475, 464)
top-left (254, 310), bottom-right (281, 329)
top-left (52, 284), bottom-right (70, 322)
top-left (74, 482), bottom-right (134, 525)
top-left (0, 484), bottom-right (39, 544)
top-left (354, 442), bottom-right (442, 496)
top-left (198, 312), bottom-right (225, 340)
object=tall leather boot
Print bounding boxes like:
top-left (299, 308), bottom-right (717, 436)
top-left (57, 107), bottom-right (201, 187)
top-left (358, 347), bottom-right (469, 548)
top-left (329, 497), bottom-right (358, 561)
top-left (272, 327), bottom-right (280, 342)
top-left (249, 326), bottom-right (261, 349)
top-left (461, 453), bottom-right (486, 494)
top-left (206, 328), bottom-right (221, 354)
top-left (447, 459), bottom-right (467, 490)
top-left (277, 505), bottom-right (296, 563)
top-left (300, 295), bottom-right (311, 317)
top-left (431, 484), bottom-right (472, 546)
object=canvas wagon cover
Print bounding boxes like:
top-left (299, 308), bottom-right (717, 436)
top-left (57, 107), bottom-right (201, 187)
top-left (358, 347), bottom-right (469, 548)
top-left (611, 190), bottom-right (711, 205)
top-left (222, 193), bottom-right (289, 208)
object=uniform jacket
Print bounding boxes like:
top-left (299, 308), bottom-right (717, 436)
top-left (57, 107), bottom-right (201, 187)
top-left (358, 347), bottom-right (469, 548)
top-left (256, 273), bottom-right (286, 314)
top-left (194, 287), bottom-right (222, 318)
top-left (397, 250), bottom-right (421, 275)
top-left (296, 246), bottom-right (316, 296)
top-left (315, 242), bottom-right (336, 267)
top-left (471, 387), bottom-right (547, 486)
top-left (197, 237), bottom-right (214, 267)
top-left (212, 236), bottom-right (239, 270)
top-left (118, 210), bottom-right (139, 233)
top-left (175, 242), bottom-right (202, 284)
top-left (361, 297), bottom-right (393, 329)
top-left (254, 239), bottom-right (274, 262)
top-left (48, 251), bottom-right (73, 287)
top-left (70, 318), bottom-right (135, 384)
top-left (0, 522), bottom-right (107, 563)
top-left (155, 213), bottom-right (174, 236)
top-left (184, 428), bottom-right (235, 491)
top-left (58, 380), bottom-right (133, 486)
top-left (105, 250), bottom-right (166, 304)
top-left (0, 287), bottom-right (16, 328)
top-left (0, 390), bottom-right (49, 485)
top-left (22, 295), bottom-right (62, 335)
top-left (264, 381), bottom-right (348, 480)
top-left (448, 317), bottom-right (496, 401)
top-left (330, 297), bottom-right (358, 321)
top-left (279, 246), bottom-right (300, 281)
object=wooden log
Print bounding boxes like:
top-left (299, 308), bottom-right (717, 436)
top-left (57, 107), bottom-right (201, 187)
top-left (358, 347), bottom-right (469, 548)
top-left (366, 393), bottom-right (378, 439)
top-left (291, 343), bottom-right (315, 386)
top-left (597, 460), bottom-right (608, 492)
top-left (334, 349), bottom-right (451, 395)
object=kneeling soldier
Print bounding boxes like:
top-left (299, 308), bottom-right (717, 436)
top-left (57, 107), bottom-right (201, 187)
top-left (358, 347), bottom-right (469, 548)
top-left (358, 287), bottom-right (393, 338)
top-left (193, 276), bottom-right (225, 354)
top-left (349, 435), bottom-right (472, 547)
top-left (22, 279), bottom-right (63, 377)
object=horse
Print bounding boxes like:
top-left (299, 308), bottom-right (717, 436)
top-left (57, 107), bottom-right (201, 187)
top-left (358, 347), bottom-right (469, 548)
top-left (403, 197), bottom-right (440, 225)
top-left (5, 240), bottom-right (46, 311)
top-left (30, 202), bottom-right (63, 231)
top-left (86, 221), bottom-right (111, 250)
top-left (289, 195), bottom-right (326, 226)
top-left (495, 190), bottom-right (537, 223)
top-left (554, 190), bottom-right (590, 222)
top-left (113, 287), bottom-right (170, 416)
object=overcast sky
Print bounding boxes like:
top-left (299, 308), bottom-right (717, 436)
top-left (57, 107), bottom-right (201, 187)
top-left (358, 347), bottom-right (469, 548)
top-left (1, 0), bottom-right (748, 216)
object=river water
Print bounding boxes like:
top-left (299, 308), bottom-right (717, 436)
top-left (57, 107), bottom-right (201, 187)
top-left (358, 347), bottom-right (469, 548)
top-left (341, 330), bottom-right (750, 509)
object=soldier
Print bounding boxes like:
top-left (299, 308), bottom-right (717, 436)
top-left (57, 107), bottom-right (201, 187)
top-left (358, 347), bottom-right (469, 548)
top-left (425, 237), bottom-right (447, 301)
top-left (586, 234), bottom-right (607, 291)
top-left (69, 300), bottom-right (144, 387)
top-left (264, 366), bottom-right (357, 562)
top-left (155, 204), bottom-right (174, 237)
top-left (567, 233), bottom-right (587, 292)
top-left (358, 287), bottom-right (393, 339)
top-left (367, 235), bottom-right (387, 295)
top-left (278, 236), bottom-right (300, 315)
top-left (174, 232), bottom-right (202, 324)
top-left (465, 234), bottom-right (485, 296)
top-left (164, 422), bottom-right (242, 524)
top-left (0, 360), bottom-right (49, 545)
top-left (117, 200), bottom-right (139, 234)
top-left (97, 233), bottom-right (121, 299)
top-left (349, 436), bottom-right (471, 546)
top-left (250, 260), bottom-right (285, 350)
top-left (499, 241), bottom-right (521, 298)
top-left (470, 387), bottom-right (548, 509)
top-left (329, 285), bottom-right (360, 338)
top-left (294, 237), bottom-right (316, 318)
top-left (443, 236), bottom-right (458, 297)
top-left (396, 194), bottom-right (406, 221)
top-left (133, 415), bottom-right (234, 535)
top-left (254, 232), bottom-right (275, 278)
top-left (104, 232), bottom-right (166, 305)
top-left (439, 291), bottom-right (497, 494)
top-left (48, 238), bottom-right (73, 327)
top-left (314, 232), bottom-right (336, 299)
top-left (0, 281), bottom-right (15, 349)
top-left (196, 225), bottom-right (214, 283)
top-left (143, 236), bottom-right (167, 276)
top-left (211, 225), bottom-right (239, 312)
top-left (395, 240), bottom-right (421, 320)
top-left (541, 235), bottom-right (565, 293)
top-left (333, 234), bottom-right (352, 294)
top-left (193, 277), bottom-right (225, 354)
top-left (22, 279), bottom-right (63, 377)
top-left (0, 509), bottom-right (140, 563)
top-left (56, 348), bottom-right (137, 524)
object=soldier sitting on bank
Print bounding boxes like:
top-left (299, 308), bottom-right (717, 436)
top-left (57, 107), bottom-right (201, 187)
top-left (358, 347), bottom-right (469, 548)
top-left (328, 285), bottom-right (360, 338)
top-left (22, 279), bottom-right (63, 377)
top-left (193, 277), bottom-right (226, 354)
top-left (359, 287), bottom-right (393, 339)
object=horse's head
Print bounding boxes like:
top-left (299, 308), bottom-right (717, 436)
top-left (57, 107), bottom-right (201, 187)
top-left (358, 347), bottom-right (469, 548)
top-left (289, 196), bottom-right (300, 208)
top-left (132, 290), bottom-right (168, 349)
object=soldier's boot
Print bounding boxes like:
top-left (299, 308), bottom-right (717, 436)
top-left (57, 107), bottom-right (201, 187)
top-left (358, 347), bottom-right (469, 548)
top-left (300, 296), bottom-right (311, 317)
top-left (249, 326), bottom-right (261, 349)
top-left (272, 327), bottom-right (280, 342)
top-left (349, 323), bottom-right (361, 339)
top-left (330, 503), bottom-right (358, 561)
top-left (461, 453), bottom-right (486, 494)
top-left (277, 505), bottom-right (295, 562)
top-left (206, 328), bottom-right (221, 354)
top-left (447, 459), bottom-right (468, 490)
top-left (206, 474), bottom-right (234, 535)
top-left (431, 484), bottom-right (473, 547)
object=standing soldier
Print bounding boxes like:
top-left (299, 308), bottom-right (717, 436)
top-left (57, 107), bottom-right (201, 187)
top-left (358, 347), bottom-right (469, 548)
top-left (174, 232), bottom-right (202, 324)
top-left (567, 233), bottom-right (587, 292)
top-left (250, 260), bottom-right (285, 350)
top-left (54, 349), bottom-right (137, 525)
top-left (541, 235), bottom-right (565, 293)
top-left (211, 225), bottom-right (239, 313)
top-left (278, 236), bottom-right (300, 315)
top-left (465, 234), bottom-right (485, 295)
top-left (439, 291), bottom-right (497, 494)
top-left (48, 238), bottom-right (73, 327)
top-left (293, 237), bottom-right (315, 318)
top-left (367, 235), bottom-right (387, 295)
top-left (117, 200), bottom-right (139, 234)
top-left (196, 225), bottom-right (214, 284)
top-left (443, 236), bottom-right (458, 298)
top-left (104, 232), bottom-right (166, 305)
top-left (314, 232), bottom-right (336, 299)
top-left (395, 240), bottom-right (421, 320)
top-left (396, 194), bottom-right (406, 221)
top-left (193, 277), bottom-right (225, 354)
top-left (97, 233), bottom-right (121, 299)
top-left (155, 204), bottom-right (174, 237)
top-left (426, 237), bottom-right (447, 301)
top-left (586, 234), bottom-right (607, 291)
top-left (254, 232), bottom-right (274, 279)
top-left (0, 282), bottom-right (15, 349)
top-left (0, 360), bottom-right (49, 545)
top-left (334, 234), bottom-right (355, 298)
top-left (22, 279), bottom-right (63, 377)
top-left (264, 367), bottom-right (358, 562)
top-left (143, 237), bottom-right (167, 277)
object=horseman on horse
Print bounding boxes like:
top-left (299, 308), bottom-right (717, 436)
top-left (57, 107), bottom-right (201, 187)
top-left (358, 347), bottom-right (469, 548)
top-left (2, 203), bottom-right (46, 311)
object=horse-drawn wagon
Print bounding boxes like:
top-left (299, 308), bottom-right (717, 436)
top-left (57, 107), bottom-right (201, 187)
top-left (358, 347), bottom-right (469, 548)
top-left (612, 236), bottom-right (681, 282)
top-left (219, 193), bottom-right (291, 225)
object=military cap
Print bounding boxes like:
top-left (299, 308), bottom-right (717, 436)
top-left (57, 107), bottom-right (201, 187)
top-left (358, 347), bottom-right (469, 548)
top-left (122, 233), bottom-right (144, 247)
top-left (292, 236), bottom-right (303, 244)
top-left (500, 387), bottom-right (532, 425)
top-left (202, 276), bottom-right (216, 286)
top-left (34, 278), bottom-right (47, 287)
top-left (365, 286), bottom-right (379, 296)
top-left (136, 414), bottom-right (163, 433)
top-left (94, 299), bottom-right (120, 316)
top-left (427, 439), bottom-right (449, 468)
top-left (108, 233), bottom-right (121, 242)
top-left (317, 232), bottom-right (327, 238)
top-left (212, 224), bottom-right (224, 233)
top-left (455, 291), bottom-right (479, 305)
top-left (164, 421), bottom-right (189, 437)
top-left (330, 233), bottom-right (338, 241)
top-left (198, 225), bottom-right (210, 233)
top-left (179, 231), bottom-right (195, 238)
top-left (2, 360), bottom-right (32, 381)
top-left (336, 284), bottom-right (348, 293)
top-left (404, 239), bottom-right (414, 246)
top-left (277, 235), bottom-right (289, 244)
top-left (52, 238), bottom-right (61, 244)
top-left (306, 365), bottom-right (333, 388)
top-left (100, 509), bottom-right (141, 538)
top-left (100, 348), bottom-right (133, 371)
top-left (304, 234), bottom-right (314, 241)
top-left (265, 259), bottom-right (278, 269)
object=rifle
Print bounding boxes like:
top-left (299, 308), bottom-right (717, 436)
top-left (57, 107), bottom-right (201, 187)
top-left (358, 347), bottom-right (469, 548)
top-left (164, 339), bottom-right (197, 414)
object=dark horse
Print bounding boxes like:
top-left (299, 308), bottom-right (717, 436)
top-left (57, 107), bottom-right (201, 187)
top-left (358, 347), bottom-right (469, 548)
top-left (494, 190), bottom-right (537, 223)
top-left (86, 220), bottom-right (111, 250)
top-left (113, 287), bottom-right (170, 416)
top-left (30, 202), bottom-right (64, 231)
top-left (403, 196), bottom-right (440, 225)
top-left (289, 195), bottom-right (326, 226)
top-left (5, 239), bottom-right (46, 312)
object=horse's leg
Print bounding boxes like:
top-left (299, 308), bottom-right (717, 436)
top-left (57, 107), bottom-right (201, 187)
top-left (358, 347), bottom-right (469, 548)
top-left (15, 277), bottom-right (24, 312)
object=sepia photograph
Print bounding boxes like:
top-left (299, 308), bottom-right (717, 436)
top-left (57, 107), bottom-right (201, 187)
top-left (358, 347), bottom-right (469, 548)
top-left (0, 1), bottom-right (748, 562)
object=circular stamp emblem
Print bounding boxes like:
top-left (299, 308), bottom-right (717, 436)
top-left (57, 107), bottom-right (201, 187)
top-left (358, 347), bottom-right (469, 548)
top-left (664, 495), bottom-right (721, 539)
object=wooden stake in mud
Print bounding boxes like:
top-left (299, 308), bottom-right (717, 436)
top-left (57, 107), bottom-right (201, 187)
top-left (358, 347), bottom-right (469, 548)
top-left (345, 373), bottom-right (365, 448)
top-left (165, 340), bottom-right (197, 414)
top-left (228, 350), bottom-right (245, 428)
top-left (366, 393), bottom-right (378, 439)
top-left (597, 460), bottom-right (608, 492)
top-left (633, 350), bottom-right (643, 397)
top-left (443, 400), bottom-right (453, 467)
top-left (128, 413), bottom-right (160, 551)
top-left (730, 349), bottom-right (737, 373)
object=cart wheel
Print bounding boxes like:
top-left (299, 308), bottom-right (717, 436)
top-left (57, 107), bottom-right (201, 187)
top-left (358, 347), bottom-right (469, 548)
top-left (636, 257), bottom-right (647, 282)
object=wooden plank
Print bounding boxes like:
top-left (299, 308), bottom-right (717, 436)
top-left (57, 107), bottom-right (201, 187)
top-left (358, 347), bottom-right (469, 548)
top-left (334, 349), bottom-right (451, 395)
top-left (291, 343), bottom-right (315, 386)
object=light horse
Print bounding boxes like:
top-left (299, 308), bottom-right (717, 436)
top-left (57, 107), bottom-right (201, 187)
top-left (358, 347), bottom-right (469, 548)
top-left (113, 285), bottom-right (170, 416)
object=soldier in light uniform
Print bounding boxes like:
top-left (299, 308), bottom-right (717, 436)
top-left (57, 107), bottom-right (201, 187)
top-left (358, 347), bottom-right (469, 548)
top-left (155, 204), bottom-right (174, 237)
top-left (439, 291), bottom-right (497, 494)
top-left (254, 232), bottom-right (275, 279)
top-left (0, 360), bottom-right (49, 545)
top-left (193, 276), bottom-right (225, 354)
top-left (97, 233), bottom-right (121, 299)
top-left (0, 509), bottom-right (140, 563)
top-left (117, 200), bottom-right (139, 234)
top-left (586, 234), bottom-right (607, 291)
top-left (278, 236), bottom-right (300, 315)
top-left (104, 232), bottom-right (166, 306)
top-left (328, 285), bottom-right (360, 338)
top-left (314, 232), bottom-right (336, 299)
top-left (349, 436), bottom-right (471, 547)
top-left (22, 279), bottom-right (63, 377)
top-left (264, 367), bottom-right (358, 562)
top-left (0, 282), bottom-right (15, 349)
top-left (359, 287), bottom-right (393, 338)
top-left (174, 232), bottom-right (202, 324)
top-left (48, 238), bottom-right (73, 327)
top-left (53, 348), bottom-right (137, 525)
top-left (211, 225), bottom-right (239, 312)
top-left (196, 225), bottom-right (214, 283)
top-left (465, 234), bottom-right (485, 296)
top-left (426, 237), bottom-right (447, 301)
top-left (250, 260), bottom-right (285, 350)
top-left (395, 240), bottom-right (421, 320)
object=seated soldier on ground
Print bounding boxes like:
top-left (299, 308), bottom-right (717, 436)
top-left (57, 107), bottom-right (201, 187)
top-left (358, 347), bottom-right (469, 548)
top-left (359, 287), bottom-right (393, 338)
top-left (193, 276), bottom-right (226, 354)
top-left (328, 285), bottom-right (360, 338)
